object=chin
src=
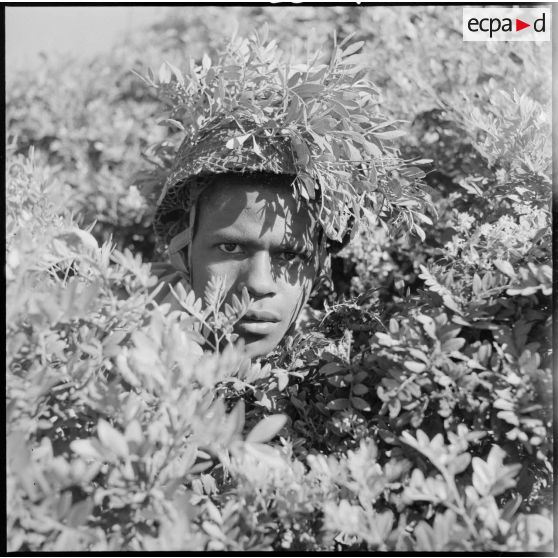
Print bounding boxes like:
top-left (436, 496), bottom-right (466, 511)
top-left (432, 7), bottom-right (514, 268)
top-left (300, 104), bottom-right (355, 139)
top-left (239, 334), bottom-right (280, 358)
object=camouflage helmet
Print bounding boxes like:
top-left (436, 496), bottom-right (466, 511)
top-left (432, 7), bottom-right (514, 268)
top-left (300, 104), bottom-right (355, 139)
top-left (138, 33), bottom-right (427, 279)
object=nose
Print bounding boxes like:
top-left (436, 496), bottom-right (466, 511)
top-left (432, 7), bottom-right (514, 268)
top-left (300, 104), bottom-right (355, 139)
top-left (238, 251), bottom-right (277, 298)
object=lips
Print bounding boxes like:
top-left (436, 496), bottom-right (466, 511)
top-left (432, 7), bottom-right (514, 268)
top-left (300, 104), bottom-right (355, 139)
top-left (242, 309), bottom-right (281, 323)
top-left (237, 309), bottom-right (281, 336)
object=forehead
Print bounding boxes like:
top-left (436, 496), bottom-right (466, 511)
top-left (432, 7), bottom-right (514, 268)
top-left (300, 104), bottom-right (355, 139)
top-left (196, 175), bottom-right (318, 242)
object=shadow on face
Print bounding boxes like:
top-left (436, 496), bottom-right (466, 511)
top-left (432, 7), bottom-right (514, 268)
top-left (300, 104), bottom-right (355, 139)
top-left (189, 173), bottom-right (321, 357)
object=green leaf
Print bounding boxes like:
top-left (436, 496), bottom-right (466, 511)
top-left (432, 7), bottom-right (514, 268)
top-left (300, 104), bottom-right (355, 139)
top-left (246, 414), bottom-right (287, 444)
top-left (252, 136), bottom-right (263, 158)
top-left (375, 332), bottom-right (399, 346)
top-left (441, 338), bottom-right (465, 353)
top-left (225, 133), bottom-right (251, 150)
top-left (124, 420), bottom-right (144, 445)
top-left (351, 396), bottom-right (371, 411)
top-left (165, 60), bottom-right (185, 84)
top-left (408, 348), bottom-right (428, 363)
top-left (292, 83), bottom-right (324, 98)
top-left (388, 397), bottom-right (401, 418)
top-left (202, 53), bottom-right (212, 71)
top-left (362, 139), bottom-right (383, 158)
top-left (326, 398), bottom-right (350, 411)
top-left (70, 439), bottom-right (103, 461)
top-left (442, 294), bottom-right (462, 315)
top-left (228, 400), bottom-right (245, 439)
top-left (292, 139), bottom-right (311, 165)
top-left (158, 118), bottom-right (185, 130)
top-left (284, 97), bottom-right (301, 124)
top-left (372, 129), bottom-right (406, 141)
top-left (494, 259), bottom-right (516, 278)
top-left (447, 452), bottom-right (471, 475)
top-left (202, 521), bottom-right (225, 541)
top-left (97, 419), bottom-right (128, 459)
top-left (415, 314), bottom-right (437, 339)
top-left (352, 383), bottom-right (369, 395)
top-left (404, 361), bottom-right (426, 373)
top-left (472, 273), bottom-right (482, 295)
top-left (158, 62), bottom-right (172, 84)
top-left (67, 499), bottom-right (94, 528)
top-left (400, 166), bottom-right (426, 180)
top-left (101, 330), bottom-right (127, 357)
top-left (287, 71), bottom-right (301, 88)
top-left (320, 362), bottom-right (345, 375)
top-left (342, 41), bottom-right (365, 57)
top-left (472, 446), bottom-right (521, 496)
top-left (414, 521), bottom-right (436, 551)
top-left (55, 229), bottom-right (98, 253)
top-left (277, 372), bottom-right (289, 392)
top-left (497, 410), bottom-right (519, 426)
top-left (205, 499), bottom-right (222, 525)
top-left (414, 224), bottom-right (426, 242)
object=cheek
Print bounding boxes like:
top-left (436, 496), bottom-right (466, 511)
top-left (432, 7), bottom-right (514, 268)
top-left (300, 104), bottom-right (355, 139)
top-left (285, 263), bottom-right (316, 293)
top-left (191, 255), bottom-right (241, 300)
top-left (279, 272), bottom-right (314, 308)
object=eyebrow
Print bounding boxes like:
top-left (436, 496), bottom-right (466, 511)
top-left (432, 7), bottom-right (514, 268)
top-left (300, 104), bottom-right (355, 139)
top-left (210, 230), bottom-right (252, 244)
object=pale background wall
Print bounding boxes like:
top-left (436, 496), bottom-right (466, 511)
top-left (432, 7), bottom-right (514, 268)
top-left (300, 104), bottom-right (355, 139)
top-left (6, 6), bottom-right (170, 77)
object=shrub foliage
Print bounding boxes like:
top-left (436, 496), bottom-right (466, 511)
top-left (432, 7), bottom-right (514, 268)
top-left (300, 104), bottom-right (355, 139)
top-left (6, 6), bottom-right (552, 552)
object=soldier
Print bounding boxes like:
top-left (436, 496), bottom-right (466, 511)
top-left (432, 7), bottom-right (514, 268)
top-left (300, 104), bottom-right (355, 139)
top-left (141, 34), bottom-right (420, 357)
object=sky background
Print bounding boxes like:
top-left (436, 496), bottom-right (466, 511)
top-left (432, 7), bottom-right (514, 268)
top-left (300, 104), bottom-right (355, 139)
top-left (6, 6), bottom-right (170, 76)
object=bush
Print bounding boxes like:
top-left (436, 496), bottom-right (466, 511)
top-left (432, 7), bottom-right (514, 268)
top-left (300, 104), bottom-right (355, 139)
top-left (6, 6), bottom-right (552, 552)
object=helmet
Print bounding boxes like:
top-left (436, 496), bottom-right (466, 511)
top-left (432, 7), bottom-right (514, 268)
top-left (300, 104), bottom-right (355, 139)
top-left (137, 33), bottom-right (427, 279)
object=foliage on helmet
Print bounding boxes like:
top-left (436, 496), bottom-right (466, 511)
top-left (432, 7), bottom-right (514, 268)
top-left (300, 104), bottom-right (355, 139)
top-left (135, 30), bottom-right (432, 246)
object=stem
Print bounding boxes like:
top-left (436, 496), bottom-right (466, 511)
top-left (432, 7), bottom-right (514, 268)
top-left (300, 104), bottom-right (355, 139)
top-left (405, 439), bottom-right (481, 541)
top-left (438, 465), bottom-right (480, 540)
top-left (214, 326), bottom-right (220, 356)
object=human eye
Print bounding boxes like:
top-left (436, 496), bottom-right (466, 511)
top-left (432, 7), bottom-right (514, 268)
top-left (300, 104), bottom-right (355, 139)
top-left (281, 250), bottom-right (300, 262)
top-left (217, 243), bottom-right (243, 255)
top-left (278, 248), bottom-right (311, 264)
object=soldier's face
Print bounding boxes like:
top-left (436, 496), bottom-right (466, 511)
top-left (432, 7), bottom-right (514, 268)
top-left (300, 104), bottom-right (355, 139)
top-left (190, 175), bottom-right (320, 357)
